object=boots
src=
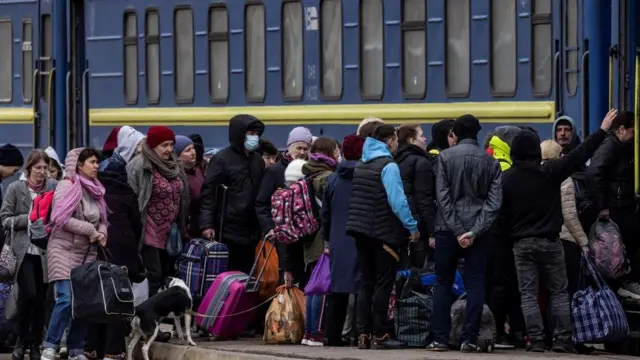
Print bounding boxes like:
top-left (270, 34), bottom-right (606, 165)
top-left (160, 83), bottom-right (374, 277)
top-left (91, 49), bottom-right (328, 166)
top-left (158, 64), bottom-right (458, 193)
top-left (11, 337), bottom-right (25, 360)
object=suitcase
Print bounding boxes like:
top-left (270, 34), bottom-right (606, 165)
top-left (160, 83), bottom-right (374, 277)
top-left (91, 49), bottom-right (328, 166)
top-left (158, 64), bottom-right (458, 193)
top-left (195, 238), bottom-right (276, 340)
top-left (177, 238), bottom-right (229, 299)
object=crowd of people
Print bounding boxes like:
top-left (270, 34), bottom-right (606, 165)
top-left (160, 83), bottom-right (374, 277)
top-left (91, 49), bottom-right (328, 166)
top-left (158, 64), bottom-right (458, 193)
top-left (0, 108), bottom-right (636, 360)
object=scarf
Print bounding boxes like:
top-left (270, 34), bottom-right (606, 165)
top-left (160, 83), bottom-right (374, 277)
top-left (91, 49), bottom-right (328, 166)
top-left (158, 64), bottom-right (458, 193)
top-left (26, 177), bottom-right (45, 193)
top-left (50, 173), bottom-right (108, 230)
top-left (141, 141), bottom-right (183, 180)
top-left (310, 152), bottom-right (337, 168)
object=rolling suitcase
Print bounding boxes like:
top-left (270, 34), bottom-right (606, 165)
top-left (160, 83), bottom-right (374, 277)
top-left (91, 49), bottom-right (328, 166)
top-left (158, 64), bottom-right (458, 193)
top-left (195, 237), bottom-right (276, 340)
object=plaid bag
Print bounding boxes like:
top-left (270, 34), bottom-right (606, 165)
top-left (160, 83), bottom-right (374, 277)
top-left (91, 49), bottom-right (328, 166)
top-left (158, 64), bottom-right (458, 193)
top-left (177, 239), bottom-right (228, 298)
top-left (572, 255), bottom-right (629, 343)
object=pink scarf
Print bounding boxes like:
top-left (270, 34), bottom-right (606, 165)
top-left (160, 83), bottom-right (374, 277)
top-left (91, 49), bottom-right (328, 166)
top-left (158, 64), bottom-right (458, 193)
top-left (27, 178), bottom-right (45, 193)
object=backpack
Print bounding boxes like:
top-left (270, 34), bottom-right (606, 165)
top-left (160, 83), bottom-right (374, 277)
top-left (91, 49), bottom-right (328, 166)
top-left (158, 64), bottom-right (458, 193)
top-left (29, 190), bottom-right (55, 250)
top-left (588, 219), bottom-right (630, 279)
top-left (571, 170), bottom-right (598, 231)
top-left (270, 179), bottom-right (320, 244)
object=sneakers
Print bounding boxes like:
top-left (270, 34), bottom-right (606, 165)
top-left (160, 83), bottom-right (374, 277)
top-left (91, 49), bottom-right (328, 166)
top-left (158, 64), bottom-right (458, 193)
top-left (58, 346), bottom-right (68, 359)
top-left (301, 332), bottom-right (310, 346)
top-left (357, 334), bottom-right (371, 350)
top-left (618, 282), bottom-right (640, 300)
top-left (552, 339), bottom-right (577, 353)
top-left (527, 339), bottom-right (545, 352)
top-left (69, 355), bottom-right (88, 360)
top-left (41, 348), bottom-right (56, 360)
top-left (460, 342), bottom-right (480, 353)
top-left (426, 341), bottom-right (448, 352)
top-left (306, 334), bottom-right (324, 347)
top-left (371, 334), bottom-right (405, 350)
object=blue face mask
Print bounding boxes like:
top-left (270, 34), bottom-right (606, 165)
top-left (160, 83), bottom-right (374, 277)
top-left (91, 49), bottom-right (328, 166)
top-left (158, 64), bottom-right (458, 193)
top-left (245, 135), bottom-right (259, 151)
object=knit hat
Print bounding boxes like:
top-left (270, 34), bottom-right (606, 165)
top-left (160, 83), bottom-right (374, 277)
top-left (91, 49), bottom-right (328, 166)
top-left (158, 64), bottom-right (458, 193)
top-left (452, 114), bottom-right (482, 140)
top-left (146, 126), bottom-right (176, 149)
top-left (511, 129), bottom-right (542, 162)
top-left (0, 144), bottom-right (24, 167)
top-left (287, 127), bottom-right (313, 147)
top-left (174, 135), bottom-right (194, 156)
top-left (102, 126), bottom-right (122, 153)
top-left (285, 159), bottom-right (307, 183)
top-left (341, 135), bottom-right (365, 161)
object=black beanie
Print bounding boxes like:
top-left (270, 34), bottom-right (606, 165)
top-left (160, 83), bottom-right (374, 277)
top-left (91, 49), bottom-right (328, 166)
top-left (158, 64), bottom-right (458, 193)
top-left (0, 144), bottom-right (24, 167)
top-left (452, 114), bottom-right (481, 140)
top-left (511, 130), bottom-right (542, 162)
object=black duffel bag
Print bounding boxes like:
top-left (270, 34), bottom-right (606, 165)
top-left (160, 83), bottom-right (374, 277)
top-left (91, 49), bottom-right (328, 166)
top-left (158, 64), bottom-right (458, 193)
top-left (70, 246), bottom-right (135, 323)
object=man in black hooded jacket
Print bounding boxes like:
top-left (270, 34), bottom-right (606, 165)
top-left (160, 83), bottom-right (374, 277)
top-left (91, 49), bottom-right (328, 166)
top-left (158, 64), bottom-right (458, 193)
top-left (200, 114), bottom-right (265, 274)
top-left (500, 109), bottom-right (616, 352)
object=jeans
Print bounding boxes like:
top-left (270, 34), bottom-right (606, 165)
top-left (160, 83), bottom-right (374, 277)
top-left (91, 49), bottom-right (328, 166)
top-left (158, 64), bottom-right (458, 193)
top-left (432, 231), bottom-right (489, 345)
top-left (16, 254), bottom-right (48, 348)
top-left (486, 241), bottom-right (525, 337)
top-left (513, 238), bottom-right (572, 342)
top-left (43, 280), bottom-right (88, 357)
top-left (355, 236), bottom-right (398, 337)
top-left (304, 295), bottom-right (324, 335)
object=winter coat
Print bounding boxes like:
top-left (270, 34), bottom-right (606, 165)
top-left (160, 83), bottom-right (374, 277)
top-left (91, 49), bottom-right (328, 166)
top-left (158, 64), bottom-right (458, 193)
top-left (395, 144), bottom-right (436, 238)
top-left (199, 115), bottom-right (265, 246)
top-left (435, 138), bottom-right (502, 237)
top-left (185, 166), bottom-right (205, 239)
top-left (0, 178), bottom-right (57, 283)
top-left (300, 157), bottom-right (334, 268)
top-left (98, 170), bottom-right (143, 282)
top-left (322, 161), bottom-right (359, 294)
top-left (586, 135), bottom-right (636, 210)
top-left (559, 178), bottom-right (588, 247)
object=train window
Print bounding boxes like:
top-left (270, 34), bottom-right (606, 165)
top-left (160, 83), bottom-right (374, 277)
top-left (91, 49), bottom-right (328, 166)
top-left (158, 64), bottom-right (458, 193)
top-left (532, 0), bottom-right (552, 96)
top-left (282, 2), bottom-right (303, 101)
top-left (490, 0), bottom-right (516, 96)
top-left (402, 0), bottom-right (426, 98)
top-left (445, 0), bottom-right (470, 97)
top-left (123, 11), bottom-right (138, 105)
top-left (22, 20), bottom-right (33, 104)
top-left (174, 7), bottom-right (194, 103)
top-left (208, 6), bottom-right (229, 103)
top-left (0, 20), bottom-right (11, 103)
top-left (145, 10), bottom-right (160, 105)
top-left (360, 0), bottom-right (384, 100)
top-left (565, 0), bottom-right (578, 96)
top-left (245, 4), bottom-right (266, 102)
top-left (41, 15), bottom-right (52, 101)
top-left (320, 0), bottom-right (342, 99)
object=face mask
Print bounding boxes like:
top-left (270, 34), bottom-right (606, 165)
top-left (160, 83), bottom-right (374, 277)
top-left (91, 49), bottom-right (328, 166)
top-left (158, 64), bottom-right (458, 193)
top-left (245, 135), bottom-right (259, 151)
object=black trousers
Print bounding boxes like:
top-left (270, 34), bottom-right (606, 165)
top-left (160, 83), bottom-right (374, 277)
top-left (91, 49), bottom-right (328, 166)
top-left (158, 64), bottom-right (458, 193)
top-left (325, 293), bottom-right (357, 344)
top-left (85, 320), bottom-right (128, 358)
top-left (355, 236), bottom-right (398, 337)
top-left (16, 254), bottom-right (48, 348)
top-left (486, 242), bottom-right (525, 336)
top-left (141, 245), bottom-right (174, 297)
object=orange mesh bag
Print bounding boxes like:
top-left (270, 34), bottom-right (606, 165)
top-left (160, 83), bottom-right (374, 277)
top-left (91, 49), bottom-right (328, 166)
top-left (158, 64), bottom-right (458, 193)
top-left (263, 286), bottom-right (305, 344)
top-left (256, 239), bottom-right (279, 299)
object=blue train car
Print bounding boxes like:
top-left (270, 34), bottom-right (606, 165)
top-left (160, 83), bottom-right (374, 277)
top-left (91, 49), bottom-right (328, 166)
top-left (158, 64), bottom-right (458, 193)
top-left (0, 0), bottom-right (634, 153)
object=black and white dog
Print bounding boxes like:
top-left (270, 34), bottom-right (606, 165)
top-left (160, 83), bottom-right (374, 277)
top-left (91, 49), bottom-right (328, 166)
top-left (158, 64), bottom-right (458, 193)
top-left (128, 277), bottom-right (197, 360)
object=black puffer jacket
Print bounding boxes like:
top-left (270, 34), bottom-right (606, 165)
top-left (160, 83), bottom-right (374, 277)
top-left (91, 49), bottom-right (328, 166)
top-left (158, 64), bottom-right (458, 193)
top-left (587, 135), bottom-right (635, 210)
top-left (396, 144), bottom-right (436, 237)
top-left (199, 115), bottom-right (265, 246)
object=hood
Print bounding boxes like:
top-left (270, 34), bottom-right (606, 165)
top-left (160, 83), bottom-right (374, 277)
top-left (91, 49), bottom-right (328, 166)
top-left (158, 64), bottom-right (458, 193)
top-left (511, 130), bottom-right (542, 162)
top-left (302, 156), bottom-right (335, 177)
top-left (64, 148), bottom-right (83, 178)
top-left (395, 144), bottom-right (427, 163)
top-left (228, 114), bottom-right (265, 153)
top-left (362, 137), bottom-right (393, 163)
top-left (116, 126), bottom-right (145, 163)
top-left (552, 115), bottom-right (581, 151)
top-left (427, 119), bottom-right (455, 152)
top-left (484, 125), bottom-right (521, 149)
top-left (98, 170), bottom-right (131, 194)
top-left (44, 147), bottom-right (64, 170)
top-left (336, 160), bottom-right (356, 180)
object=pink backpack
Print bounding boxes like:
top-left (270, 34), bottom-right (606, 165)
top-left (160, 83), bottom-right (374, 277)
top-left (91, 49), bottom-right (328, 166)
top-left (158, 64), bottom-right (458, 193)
top-left (270, 179), bottom-right (320, 244)
top-left (588, 219), bottom-right (630, 279)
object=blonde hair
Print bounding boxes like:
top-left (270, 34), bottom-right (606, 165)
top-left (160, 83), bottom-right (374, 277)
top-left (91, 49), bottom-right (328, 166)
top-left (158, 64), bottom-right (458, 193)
top-left (540, 140), bottom-right (562, 160)
top-left (357, 117), bottom-right (384, 136)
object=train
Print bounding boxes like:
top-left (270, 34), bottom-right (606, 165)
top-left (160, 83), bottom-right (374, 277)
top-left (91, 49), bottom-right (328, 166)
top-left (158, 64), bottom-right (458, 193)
top-left (0, 0), bottom-right (635, 156)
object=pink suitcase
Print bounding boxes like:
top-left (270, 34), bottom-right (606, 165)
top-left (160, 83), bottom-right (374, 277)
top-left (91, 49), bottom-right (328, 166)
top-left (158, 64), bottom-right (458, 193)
top-left (195, 239), bottom-right (275, 340)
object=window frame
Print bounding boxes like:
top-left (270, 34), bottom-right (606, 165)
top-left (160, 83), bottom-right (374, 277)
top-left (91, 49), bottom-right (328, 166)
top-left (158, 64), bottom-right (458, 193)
top-left (281, 0), bottom-right (304, 102)
top-left (40, 14), bottom-right (52, 101)
top-left (359, 0), bottom-right (385, 101)
top-left (244, 1), bottom-right (267, 103)
top-left (530, 0), bottom-right (553, 97)
top-left (22, 18), bottom-right (33, 104)
top-left (444, 0), bottom-right (471, 98)
top-left (208, 4), bottom-right (230, 104)
top-left (123, 9), bottom-right (138, 105)
top-left (144, 7), bottom-right (160, 105)
top-left (173, 5), bottom-right (195, 104)
top-left (318, 0), bottom-right (343, 101)
top-left (489, 0), bottom-right (517, 97)
top-left (400, 0), bottom-right (426, 99)
top-left (564, 0), bottom-right (578, 96)
top-left (0, 19), bottom-right (12, 104)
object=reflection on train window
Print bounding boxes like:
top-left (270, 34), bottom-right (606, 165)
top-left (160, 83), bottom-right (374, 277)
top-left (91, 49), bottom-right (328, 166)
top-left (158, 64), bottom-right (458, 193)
top-left (174, 7), bottom-right (194, 103)
top-left (245, 4), bottom-right (266, 102)
top-left (145, 10), bottom-right (160, 105)
top-left (208, 6), bottom-right (229, 103)
top-left (565, 0), bottom-right (578, 96)
top-left (320, 0), bottom-right (342, 99)
top-left (41, 15), bottom-right (52, 101)
top-left (22, 19), bottom-right (33, 104)
top-left (491, 0), bottom-right (517, 96)
top-left (532, 0), bottom-right (552, 96)
top-left (0, 19), bottom-right (11, 103)
top-left (124, 11), bottom-right (138, 105)
top-left (282, 1), bottom-right (303, 101)
top-left (445, 0), bottom-right (470, 97)
top-left (402, 0), bottom-right (426, 98)
top-left (360, 0), bottom-right (384, 99)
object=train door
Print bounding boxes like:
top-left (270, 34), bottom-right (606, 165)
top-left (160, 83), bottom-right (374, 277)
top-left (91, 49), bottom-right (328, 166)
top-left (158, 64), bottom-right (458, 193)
top-left (610, 0), bottom-right (638, 112)
top-left (68, 0), bottom-right (89, 148)
top-left (36, 2), bottom-right (54, 149)
top-left (554, 0), bottom-right (585, 135)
